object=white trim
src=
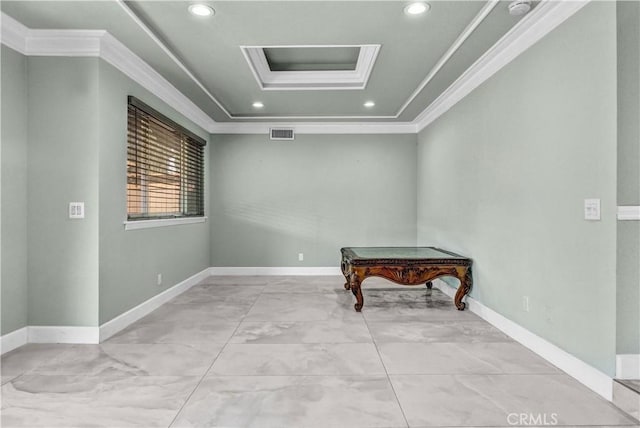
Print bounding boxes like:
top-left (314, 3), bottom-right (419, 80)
top-left (241, 44), bottom-right (380, 91)
top-left (1, 1), bottom-right (591, 133)
top-left (28, 326), bottom-right (100, 344)
top-left (0, 12), bottom-right (28, 53)
top-left (99, 267), bottom-right (210, 341)
top-left (99, 33), bottom-right (216, 133)
top-left (415, 0), bottom-right (590, 132)
top-left (434, 278), bottom-right (613, 401)
top-left (217, 114), bottom-right (397, 121)
top-left (25, 29), bottom-right (104, 56)
top-left (398, 0), bottom-right (499, 116)
top-left (0, 268), bottom-right (212, 349)
top-left (616, 354), bottom-right (640, 379)
top-left (0, 12), bottom-right (216, 133)
top-left (0, 268), bottom-right (343, 351)
top-left (617, 206), bottom-right (640, 221)
top-left (0, 327), bottom-right (28, 355)
top-left (208, 266), bottom-right (342, 276)
top-left (209, 121), bottom-right (417, 135)
top-left (114, 0), bottom-right (232, 119)
top-left (124, 216), bottom-right (207, 231)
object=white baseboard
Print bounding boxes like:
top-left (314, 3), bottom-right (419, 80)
top-left (434, 279), bottom-right (613, 401)
top-left (99, 267), bottom-right (210, 341)
top-left (101, 266), bottom-right (336, 340)
top-left (617, 206), bottom-right (640, 221)
top-left (0, 327), bottom-right (28, 355)
top-left (0, 267), bottom-right (211, 351)
top-left (28, 326), bottom-right (100, 344)
top-left (1, 266), bottom-right (341, 352)
top-left (616, 354), bottom-right (640, 379)
top-left (208, 266), bottom-right (342, 276)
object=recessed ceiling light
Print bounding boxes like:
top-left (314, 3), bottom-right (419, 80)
top-left (404, 2), bottom-right (430, 16)
top-left (252, 101), bottom-right (264, 109)
top-left (188, 4), bottom-right (215, 17)
top-left (364, 101), bottom-right (375, 108)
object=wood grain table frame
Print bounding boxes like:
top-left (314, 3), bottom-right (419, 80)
top-left (340, 247), bottom-right (473, 312)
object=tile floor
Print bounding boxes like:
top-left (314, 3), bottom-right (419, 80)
top-left (1, 276), bottom-right (638, 428)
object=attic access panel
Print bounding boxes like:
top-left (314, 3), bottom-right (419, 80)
top-left (241, 44), bottom-right (381, 90)
top-left (263, 46), bottom-right (360, 71)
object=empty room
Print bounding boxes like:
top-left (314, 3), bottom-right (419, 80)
top-left (1, 0), bottom-right (639, 427)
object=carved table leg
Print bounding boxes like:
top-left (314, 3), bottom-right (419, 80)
top-left (341, 260), bottom-right (351, 290)
top-left (454, 266), bottom-right (473, 311)
top-left (349, 274), bottom-right (364, 312)
top-left (425, 281), bottom-right (433, 289)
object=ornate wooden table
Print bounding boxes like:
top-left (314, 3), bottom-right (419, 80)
top-left (340, 247), bottom-right (473, 312)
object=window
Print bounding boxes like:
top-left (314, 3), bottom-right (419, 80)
top-left (127, 96), bottom-right (205, 221)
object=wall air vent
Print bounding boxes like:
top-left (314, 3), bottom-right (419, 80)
top-left (270, 128), bottom-right (295, 140)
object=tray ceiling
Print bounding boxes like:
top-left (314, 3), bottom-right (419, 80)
top-left (1, 0), bottom-right (578, 129)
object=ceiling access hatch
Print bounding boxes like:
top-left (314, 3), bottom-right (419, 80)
top-left (241, 44), bottom-right (380, 90)
top-left (263, 46), bottom-right (359, 71)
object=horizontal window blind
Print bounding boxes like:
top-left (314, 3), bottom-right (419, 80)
top-left (127, 96), bottom-right (206, 221)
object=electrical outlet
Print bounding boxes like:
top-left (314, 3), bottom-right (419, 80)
top-left (523, 296), bottom-right (530, 312)
top-left (157, 274), bottom-right (162, 285)
top-left (298, 253), bottom-right (304, 261)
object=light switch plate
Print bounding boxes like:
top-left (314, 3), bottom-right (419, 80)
top-left (69, 202), bottom-right (85, 219)
top-left (584, 198), bottom-right (600, 221)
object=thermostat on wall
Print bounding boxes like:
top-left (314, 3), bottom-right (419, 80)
top-left (69, 202), bottom-right (85, 219)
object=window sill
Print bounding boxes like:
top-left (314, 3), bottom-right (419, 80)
top-left (124, 216), bottom-right (207, 231)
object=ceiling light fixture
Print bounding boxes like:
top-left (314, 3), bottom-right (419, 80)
top-left (404, 2), bottom-right (430, 16)
top-left (364, 101), bottom-right (375, 108)
top-left (252, 102), bottom-right (264, 109)
top-left (188, 4), bottom-right (215, 17)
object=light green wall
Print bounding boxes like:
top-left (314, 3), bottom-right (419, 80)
top-left (1, 46), bottom-right (29, 334)
top-left (210, 134), bottom-right (417, 267)
top-left (0, 1), bottom-right (633, 379)
top-left (616, 1), bottom-right (640, 355)
top-left (27, 57), bottom-right (100, 327)
top-left (97, 60), bottom-right (210, 324)
top-left (1, 52), bottom-right (211, 329)
top-left (416, 2), bottom-right (618, 375)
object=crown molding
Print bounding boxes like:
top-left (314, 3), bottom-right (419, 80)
top-left (0, 12), bottom-right (216, 133)
top-left (210, 121), bottom-right (417, 135)
top-left (415, 0), bottom-right (590, 132)
top-left (0, 12), bottom-right (28, 53)
top-left (113, 0), bottom-right (588, 125)
top-left (116, 0), bottom-right (495, 120)
top-left (396, 0), bottom-right (499, 117)
top-left (99, 32), bottom-right (216, 132)
top-left (26, 29), bottom-right (105, 56)
top-left (2, 0), bottom-right (592, 136)
top-left (0, 12), bottom-right (408, 134)
top-left (114, 0), bottom-right (233, 119)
